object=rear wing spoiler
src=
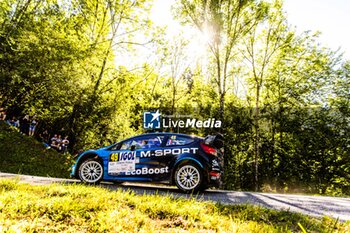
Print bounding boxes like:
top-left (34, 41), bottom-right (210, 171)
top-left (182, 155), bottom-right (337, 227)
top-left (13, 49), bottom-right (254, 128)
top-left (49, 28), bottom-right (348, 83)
top-left (204, 134), bottom-right (224, 149)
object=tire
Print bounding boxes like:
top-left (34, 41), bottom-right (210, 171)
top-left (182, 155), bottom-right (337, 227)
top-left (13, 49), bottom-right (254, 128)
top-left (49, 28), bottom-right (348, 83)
top-left (78, 158), bottom-right (103, 184)
top-left (174, 162), bottom-right (203, 193)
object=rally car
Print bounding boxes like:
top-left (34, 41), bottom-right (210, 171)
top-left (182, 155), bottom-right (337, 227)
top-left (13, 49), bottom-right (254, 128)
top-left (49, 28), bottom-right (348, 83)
top-left (71, 133), bottom-right (224, 192)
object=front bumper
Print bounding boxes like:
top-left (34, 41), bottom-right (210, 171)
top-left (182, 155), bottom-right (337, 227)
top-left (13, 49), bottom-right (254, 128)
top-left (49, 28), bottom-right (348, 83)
top-left (70, 165), bottom-right (76, 178)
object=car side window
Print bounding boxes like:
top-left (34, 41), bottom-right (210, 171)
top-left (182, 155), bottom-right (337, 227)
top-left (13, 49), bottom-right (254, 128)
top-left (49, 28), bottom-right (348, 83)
top-left (110, 143), bottom-right (120, 151)
top-left (120, 135), bottom-right (164, 150)
top-left (166, 135), bottom-right (194, 146)
top-left (120, 140), bottom-right (132, 150)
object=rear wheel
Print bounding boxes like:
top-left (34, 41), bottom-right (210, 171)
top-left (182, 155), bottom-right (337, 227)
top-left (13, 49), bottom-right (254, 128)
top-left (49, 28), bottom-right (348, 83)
top-left (78, 158), bottom-right (103, 184)
top-left (174, 163), bottom-right (203, 193)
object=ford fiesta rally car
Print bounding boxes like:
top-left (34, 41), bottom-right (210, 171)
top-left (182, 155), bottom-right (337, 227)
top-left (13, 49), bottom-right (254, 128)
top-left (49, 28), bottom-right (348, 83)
top-left (71, 133), bottom-right (224, 192)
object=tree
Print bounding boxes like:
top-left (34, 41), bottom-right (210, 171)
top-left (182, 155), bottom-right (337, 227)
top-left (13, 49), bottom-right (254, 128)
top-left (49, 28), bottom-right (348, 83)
top-left (0, 0), bottom-right (154, 149)
top-left (177, 0), bottom-right (266, 121)
top-left (240, 0), bottom-right (293, 190)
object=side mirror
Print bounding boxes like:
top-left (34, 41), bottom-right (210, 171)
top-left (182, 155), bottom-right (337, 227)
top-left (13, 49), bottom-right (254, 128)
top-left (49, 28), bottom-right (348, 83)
top-left (130, 145), bottom-right (136, 151)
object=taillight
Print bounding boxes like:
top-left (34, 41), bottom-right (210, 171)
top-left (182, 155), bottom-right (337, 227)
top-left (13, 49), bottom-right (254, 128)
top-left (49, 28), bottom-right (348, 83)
top-left (209, 171), bottom-right (220, 181)
top-left (200, 143), bottom-right (217, 156)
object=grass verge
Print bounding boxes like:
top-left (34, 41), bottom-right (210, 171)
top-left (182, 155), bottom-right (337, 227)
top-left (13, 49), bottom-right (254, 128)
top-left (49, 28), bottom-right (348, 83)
top-left (0, 121), bottom-right (73, 178)
top-left (0, 179), bottom-right (349, 233)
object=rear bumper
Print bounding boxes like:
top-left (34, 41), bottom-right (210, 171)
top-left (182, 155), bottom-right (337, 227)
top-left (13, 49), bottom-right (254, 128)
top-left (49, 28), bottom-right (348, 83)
top-left (208, 170), bottom-right (222, 188)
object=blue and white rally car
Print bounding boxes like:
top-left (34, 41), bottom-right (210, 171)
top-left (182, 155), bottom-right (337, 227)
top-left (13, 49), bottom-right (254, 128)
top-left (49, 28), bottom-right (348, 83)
top-left (71, 133), bottom-right (224, 192)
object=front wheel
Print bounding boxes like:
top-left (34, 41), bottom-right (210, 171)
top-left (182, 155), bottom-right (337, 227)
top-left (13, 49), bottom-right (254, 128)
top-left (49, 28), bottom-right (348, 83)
top-left (78, 158), bottom-right (103, 184)
top-left (174, 163), bottom-right (203, 193)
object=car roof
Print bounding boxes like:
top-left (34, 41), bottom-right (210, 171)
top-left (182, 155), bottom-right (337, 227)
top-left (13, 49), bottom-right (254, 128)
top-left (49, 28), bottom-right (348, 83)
top-left (107, 132), bottom-right (203, 148)
top-left (139, 132), bottom-right (200, 138)
top-left (120, 132), bottom-right (202, 141)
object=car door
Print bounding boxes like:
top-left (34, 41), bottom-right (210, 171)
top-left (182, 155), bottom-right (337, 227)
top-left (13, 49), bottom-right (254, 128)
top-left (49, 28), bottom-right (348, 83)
top-left (107, 137), bottom-right (138, 178)
top-left (134, 134), bottom-right (170, 181)
top-left (107, 135), bottom-right (168, 181)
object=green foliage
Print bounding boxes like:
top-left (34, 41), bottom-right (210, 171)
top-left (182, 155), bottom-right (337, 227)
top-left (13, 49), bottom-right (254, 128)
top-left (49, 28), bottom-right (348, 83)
top-left (0, 180), bottom-right (348, 232)
top-left (0, 0), bottom-right (154, 151)
top-left (0, 0), bottom-right (349, 196)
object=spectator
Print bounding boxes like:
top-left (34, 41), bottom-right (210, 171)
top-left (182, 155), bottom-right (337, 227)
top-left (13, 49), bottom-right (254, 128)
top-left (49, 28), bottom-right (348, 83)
top-left (50, 134), bottom-right (59, 151)
top-left (50, 134), bottom-right (58, 144)
top-left (14, 118), bottom-right (20, 128)
top-left (29, 117), bottom-right (38, 136)
top-left (50, 140), bottom-right (59, 151)
top-left (6, 117), bottom-right (14, 126)
top-left (56, 135), bottom-right (63, 151)
top-left (39, 129), bottom-right (50, 149)
top-left (41, 130), bottom-right (49, 143)
top-left (20, 115), bottom-right (30, 135)
top-left (7, 117), bottom-right (19, 128)
top-left (61, 136), bottom-right (70, 154)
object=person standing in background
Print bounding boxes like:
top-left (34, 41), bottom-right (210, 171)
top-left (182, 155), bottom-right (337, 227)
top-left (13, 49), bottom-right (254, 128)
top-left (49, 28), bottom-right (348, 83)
top-left (20, 115), bottom-right (30, 135)
top-left (61, 136), bottom-right (70, 155)
top-left (29, 117), bottom-right (38, 136)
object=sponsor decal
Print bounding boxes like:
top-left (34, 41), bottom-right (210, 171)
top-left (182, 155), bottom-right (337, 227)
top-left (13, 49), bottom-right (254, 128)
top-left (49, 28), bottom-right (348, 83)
top-left (212, 159), bottom-right (220, 171)
top-left (140, 148), bottom-right (198, 157)
top-left (108, 151), bottom-right (136, 174)
top-left (110, 151), bottom-right (136, 162)
top-left (125, 167), bottom-right (169, 175)
top-left (143, 110), bottom-right (221, 129)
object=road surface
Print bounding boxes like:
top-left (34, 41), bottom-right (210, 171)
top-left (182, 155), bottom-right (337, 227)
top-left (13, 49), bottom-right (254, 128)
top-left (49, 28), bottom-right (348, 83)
top-left (0, 172), bottom-right (349, 222)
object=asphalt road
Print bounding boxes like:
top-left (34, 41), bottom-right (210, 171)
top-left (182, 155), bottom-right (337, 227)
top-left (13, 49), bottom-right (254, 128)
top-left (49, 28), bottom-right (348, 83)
top-left (1, 172), bottom-right (349, 222)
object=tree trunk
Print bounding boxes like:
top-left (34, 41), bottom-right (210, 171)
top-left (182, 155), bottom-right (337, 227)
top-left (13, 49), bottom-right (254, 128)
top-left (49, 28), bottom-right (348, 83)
top-left (254, 86), bottom-right (260, 191)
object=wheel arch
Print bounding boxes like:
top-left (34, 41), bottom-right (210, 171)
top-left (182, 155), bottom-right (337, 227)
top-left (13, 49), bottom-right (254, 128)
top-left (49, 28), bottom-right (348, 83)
top-left (171, 157), bottom-right (205, 185)
top-left (74, 153), bottom-right (103, 178)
